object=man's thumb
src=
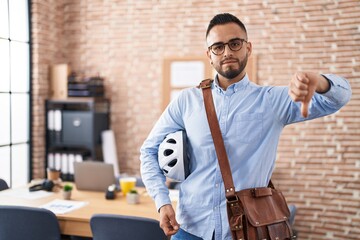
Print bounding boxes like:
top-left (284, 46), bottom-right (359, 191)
top-left (301, 101), bottom-right (309, 118)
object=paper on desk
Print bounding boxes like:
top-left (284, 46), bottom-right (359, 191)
top-left (0, 189), bottom-right (53, 200)
top-left (40, 199), bottom-right (88, 214)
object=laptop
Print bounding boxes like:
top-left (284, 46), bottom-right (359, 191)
top-left (74, 161), bottom-right (116, 191)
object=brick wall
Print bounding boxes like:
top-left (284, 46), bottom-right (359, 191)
top-left (31, 0), bottom-right (360, 239)
top-left (31, 0), bottom-right (67, 177)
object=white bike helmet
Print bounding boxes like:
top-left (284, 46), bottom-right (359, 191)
top-left (158, 131), bottom-right (190, 182)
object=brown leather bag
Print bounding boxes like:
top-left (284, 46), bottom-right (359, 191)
top-left (199, 79), bottom-right (294, 240)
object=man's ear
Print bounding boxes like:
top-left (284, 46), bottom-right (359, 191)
top-left (206, 50), bottom-right (213, 65)
top-left (246, 41), bottom-right (252, 57)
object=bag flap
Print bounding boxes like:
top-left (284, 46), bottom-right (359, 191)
top-left (237, 188), bottom-right (290, 227)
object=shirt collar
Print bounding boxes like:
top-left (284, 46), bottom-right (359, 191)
top-left (213, 74), bottom-right (250, 94)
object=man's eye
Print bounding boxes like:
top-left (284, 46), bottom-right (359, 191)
top-left (230, 41), bottom-right (241, 47)
top-left (213, 45), bottom-right (223, 51)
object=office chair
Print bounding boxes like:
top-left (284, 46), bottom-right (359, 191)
top-left (90, 214), bottom-right (167, 240)
top-left (0, 178), bottom-right (9, 191)
top-left (0, 205), bottom-right (61, 240)
top-left (289, 204), bottom-right (297, 226)
top-left (288, 204), bottom-right (298, 239)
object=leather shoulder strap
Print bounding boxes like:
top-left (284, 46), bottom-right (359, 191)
top-left (200, 79), bottom-right (275, 192)
top-left (199, 79), bottom-right (236, 199)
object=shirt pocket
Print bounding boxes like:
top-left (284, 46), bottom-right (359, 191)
top-left (234, 113), bottom-right (263, 143)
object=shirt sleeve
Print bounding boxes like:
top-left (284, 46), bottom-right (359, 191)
top-left (266, 73), bottom-right (352, 125)
top-left (139, 92), bottom-right (185, 211)
top-left (320, 74), bottom-right (352, 104)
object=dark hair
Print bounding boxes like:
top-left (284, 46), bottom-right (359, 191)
top-left (206, 13), bottom-right (247, 38)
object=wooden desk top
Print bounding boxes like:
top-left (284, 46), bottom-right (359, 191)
top-left (0, 185), bottom-right (163, 237)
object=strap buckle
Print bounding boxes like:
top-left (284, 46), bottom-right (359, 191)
top-left (198, 79), bottom-right (214, 89)
top-left (226, 194), bottom-right (239, 204)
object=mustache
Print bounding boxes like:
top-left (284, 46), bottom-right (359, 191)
top-left (220, 58), bottom-right (239, 65)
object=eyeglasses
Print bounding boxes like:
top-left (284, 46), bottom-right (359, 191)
top-left (208, 38), bottom-right (248, 55)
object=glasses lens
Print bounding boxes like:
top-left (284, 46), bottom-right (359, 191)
top-left (228, 39), bottom-right (243, 51)
top-left (211, 44), bottom-right (225, 55)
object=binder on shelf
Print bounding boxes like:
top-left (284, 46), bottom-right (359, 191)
top-left (55, 153), bottom-right (61, 171)
top-left (47, 110), bottom-right (56, 144)
top-left (68, 154), bottom-right (75, 174)
top-left (47, 153), bottom-right (55, 170)
top-left (68, 154), bottom-right (75, 182)
top-left (54, 110), bottom-right (62, 143)
top-left (61, 153), bottom-right (68, 180)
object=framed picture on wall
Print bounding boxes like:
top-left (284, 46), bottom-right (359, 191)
top-left (162, 57), bottom-right (212, 110)
top-left (162, 55), bottom-right (257, 110)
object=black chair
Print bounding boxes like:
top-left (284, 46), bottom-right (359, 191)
top-left (90, 214), bottom-right (167, 240)
top-left (0, 205), bottom-right (61, 240)
top-left (0, 178), bottom-right (9, 191)
top-left (289, 204), bottom-right (297, 226)
top-left (289, 204), bottom-right (298, 239)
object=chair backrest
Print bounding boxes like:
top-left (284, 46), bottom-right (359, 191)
top-left (288, 204), bottom-right (297, 226)
top-left (0, 178), bottom-right (9, 191)
top-left (90, 214), bottom-right (167, 240)
top-left (0, 206), bottom-right (61, 240)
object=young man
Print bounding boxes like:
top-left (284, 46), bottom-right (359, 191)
top-left (140, 13), bottom-right (351, 240)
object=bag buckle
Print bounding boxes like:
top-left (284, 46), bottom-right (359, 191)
top-left (226, 194), bottom-right (239, 204)
top-left (198, 79), bottom-right (213, 89)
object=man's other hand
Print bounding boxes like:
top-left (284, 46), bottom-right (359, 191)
top-left (288, 72), bottom-right (330, 118)
top-left (159, 204), bottom-right (180, 236)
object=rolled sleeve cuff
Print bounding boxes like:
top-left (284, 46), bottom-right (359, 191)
top-left (155, 193), bottom-right (172, 212)
top-left (321, 73), bottom-right (350, 99)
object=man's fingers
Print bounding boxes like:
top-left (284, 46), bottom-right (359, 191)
top-left (289, 73), bottom-right (310, 100)
top-left (159, 204), bottom-right (179, 236)
top-left (295, 75), bottom-right (309, 90)
top-left (289, 71), bottom-right (323, 118)
top-left (288, 88), bottom-right (306, 102)
top-left (161, 220), bottom-right (179, 236)
top-left (296, 72), bottom-right (309, 84)
top-left (170, 219), bottom-right (179, 230)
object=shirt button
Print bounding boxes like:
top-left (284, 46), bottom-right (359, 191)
top-left (215, 184), bottom-right (219, 188)
top-left (214, 206), bottom-right (217, 210)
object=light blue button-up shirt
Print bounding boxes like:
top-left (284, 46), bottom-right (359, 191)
top-left (140, 74), bottom-right (351, 240)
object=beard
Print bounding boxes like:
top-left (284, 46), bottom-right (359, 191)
top-left (217, 54), bottom-right (248, 80)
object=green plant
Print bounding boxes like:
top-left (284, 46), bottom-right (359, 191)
top-left (129, 189), bottom-right (138, 194)
top-left (63, 184), bottom-right (73, 192)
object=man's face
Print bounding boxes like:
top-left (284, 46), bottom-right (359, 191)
top-left (206, 23), bottom-right (251, 81)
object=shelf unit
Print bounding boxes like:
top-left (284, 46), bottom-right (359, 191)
top-left (45, 97), bottom-right (110, 180)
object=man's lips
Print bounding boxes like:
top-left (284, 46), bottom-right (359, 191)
top-left (221, 59), bottom-right (238, 65)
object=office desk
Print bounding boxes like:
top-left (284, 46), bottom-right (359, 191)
top-left (0, 186), bottom-right (163, 237)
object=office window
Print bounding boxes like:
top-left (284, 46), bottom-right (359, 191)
top-left (0, 0), bottom-right (30, 188)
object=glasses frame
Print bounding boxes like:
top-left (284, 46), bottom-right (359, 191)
top-left (208, 38), bottom-right (248, 56)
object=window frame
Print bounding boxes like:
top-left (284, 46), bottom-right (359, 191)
top-left (0, 0), bottom-right (32, 187)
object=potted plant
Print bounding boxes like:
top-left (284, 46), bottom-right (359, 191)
top-left (126, 189), bottom-right (139, 204)
top-left (63, 183), bottom-right (73, 200)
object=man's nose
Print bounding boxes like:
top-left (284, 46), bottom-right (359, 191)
top-left (223, 44), bottom-right (234, 56)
